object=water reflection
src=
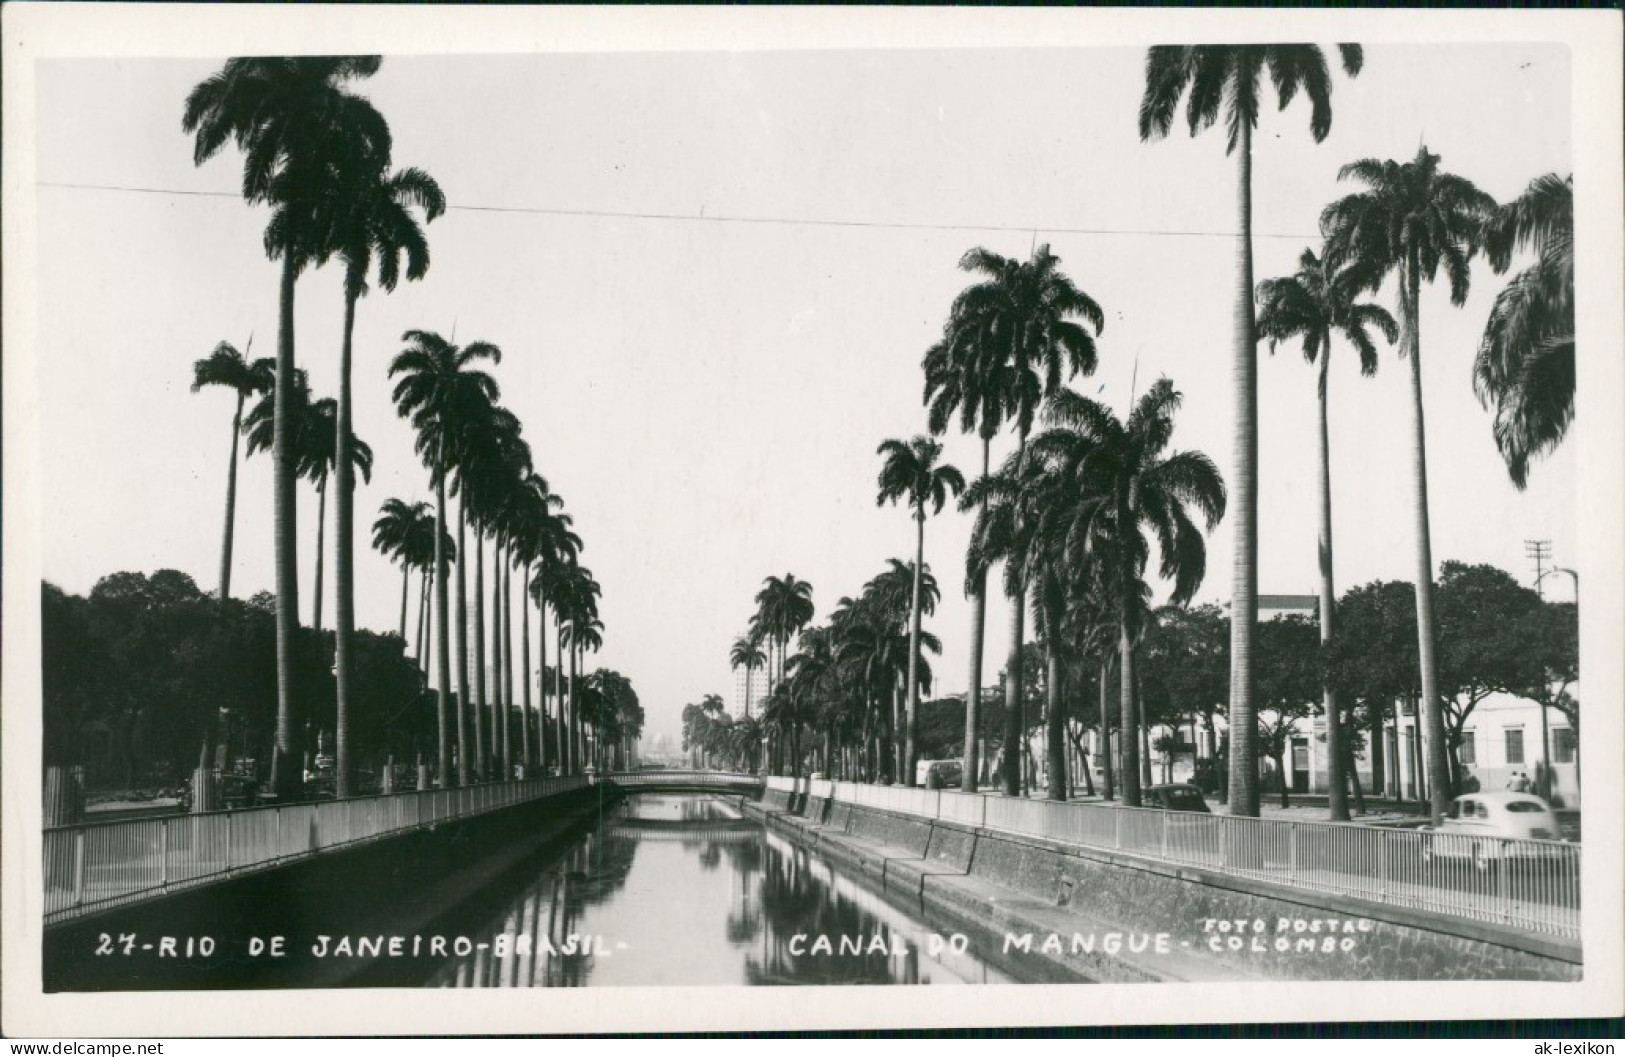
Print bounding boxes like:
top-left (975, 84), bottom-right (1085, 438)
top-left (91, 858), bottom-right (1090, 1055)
top-left (429, 794), bottom-right (1015, 987)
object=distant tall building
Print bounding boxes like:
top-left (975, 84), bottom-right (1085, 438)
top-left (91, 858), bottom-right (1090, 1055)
top-left (732, 666), bottom-right (768, 718)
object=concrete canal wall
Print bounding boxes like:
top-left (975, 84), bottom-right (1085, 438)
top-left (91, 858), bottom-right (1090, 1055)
top-left (749, 786), bottom-right (1582, 984)
top-left (43, 786), bottom-right (604, 991)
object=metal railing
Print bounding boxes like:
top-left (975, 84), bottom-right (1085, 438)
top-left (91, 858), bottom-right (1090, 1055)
top-left (763, 776), bottom-right (1581, 939)
top-left (604, 769), bottom-right (764, 794)
top-left (44, 775), bottom-right (588, 925)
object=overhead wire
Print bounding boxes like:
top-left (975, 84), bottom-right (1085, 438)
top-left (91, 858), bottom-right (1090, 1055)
top-left (37, 179), bottom-right (1321, 241)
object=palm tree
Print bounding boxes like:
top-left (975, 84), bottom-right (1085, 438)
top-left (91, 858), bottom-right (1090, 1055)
top-left (1256, 246), bottom-right (1396, 820)
top-left (1036, 381), bottom-right (1226, 806)
top-left (923, 325), bottom-right (1011, 792)
top-left (1475, 173), bottom-right (1574, 488)
top-left (244, 371), bottom-right (372, 635)
top-left (875, 436), bottom-right (964, 785)
top-left (1139, 43), bottom-right (1363, 817)
top-left (527, 498), bottom-right (580, 776)
top-left (372, 498), bottom-right (432, 639)
top-left (190, 339), bottom-right (271, 600)
top-left (327, 160), bottom-right (445, 797)
top-left (730, 632), bottom-right (767, 720)
top-left (1321, 146), bottom-right (1497, 823)
top-left (185, 56), bottom-right (392, 799)
top-left (944, 244), bottom-right (1103, 797)
top-left (754, 575), bottom-right (815, 694)
top-left (390, 329), bottom-right (501, 786)
top-left (296, 396), bottom-right (374, 633)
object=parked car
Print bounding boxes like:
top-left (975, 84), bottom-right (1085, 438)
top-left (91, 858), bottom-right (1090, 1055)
top-left (178, 772), bottom-right (260, 812)
top-left (1142, 783), bottom-right (1211, 813)
top-left (916, 759), bottom-right (963, 790)
top-left (1422, 791), bottom-right (1566, 870)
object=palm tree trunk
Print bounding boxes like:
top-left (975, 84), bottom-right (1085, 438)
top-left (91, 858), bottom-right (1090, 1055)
top-left (270, 252), bottom-right (303, 801)
top-left (962, 435), bottom-right (991, 793)
top-left (454, 494), bottom-right (471, 787)
top-left (433, 441), bottom-right (452, 788)
top-left (521, 560), bottom-right (533, 773)
top-left (1046, 635), bottom-right (1066, 801)
top-left (1226, 114), bottom-right (1261, 818)
top-left (491, 539), bottom-right (505, 776)
top-left (1119, 620), bottom-right (1141, 806)
top-left (312, 476), bottom-right (326, 631)
top-left (1317, 338), bottom-right (1348, 821)
top-left (502, 551), bottom-right (515, 777)
top-left (555, 623), bottom-right (566, 772)
top-left (473, 530), bottom-right (488, 780)
top-left (416, 567), bottom-right (430, 670)
top-left (1100, 657), bottom-right (1115, 801)
top-left (903, 508), bottom-right (927, 786)
top-left (219, 391), bottom-right (245, 600)
top-left (1401, 256), bottom-right (1452, 825)
top-left (1003, 585), bottom-right (1026, 797)
top-left (570, 643), bottom-right (581, 772)
top-left (542, 572), bottom-right (555, 770)
top-left (334, 292), bottom-right (359, 799)
top-left (398, 563), bottom-right (410, 641)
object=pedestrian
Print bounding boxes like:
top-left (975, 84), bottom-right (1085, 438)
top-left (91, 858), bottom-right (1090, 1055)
top-left (1507, 771), bottom-right (1531, 793)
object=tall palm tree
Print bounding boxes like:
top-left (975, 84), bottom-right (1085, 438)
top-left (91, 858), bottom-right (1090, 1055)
top-left (1475, 173), bottom-right (1574, 489)
top-left (185, 56), bottom-right (391, 799)
top-left (390, 329), bottom-right (501, 786)
top-left (730, 632), bottom-right (767, 720)
top-left (372, 498), bottom-right (432, 639)
top-left (327, 160), bottom-right (445, 797)
top-left (527, 497), bottom-right (580, 775)
top-left (1138, 43), bottom-right (1363, 817)
top-left (1034, 381), bottom-right (1226, 806)
top-left (244, 370), bottom-right (373, 635)
top-left (876, 436), bottom-right (965, 785)
top-left (190, 338), bottom-right (271, 600)
top-left (1256, 246), bottom-right (1396, 820)
top-left (296, 396), bottom-right (374, 633)
top-left (944, 244), bottom-right (1103, 797)
top-left (1321, 146), bottom-right (1497, 823)
top-left (923, 325), bottom-right (1010, 793)
top-left (460, 404), bottom-right (528, 779)
top-left (754, 575), bottom-right (815, 694)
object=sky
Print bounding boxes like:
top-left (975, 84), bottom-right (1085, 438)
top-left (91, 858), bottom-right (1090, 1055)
top-left (31, 42), bottom-right (1576, 747)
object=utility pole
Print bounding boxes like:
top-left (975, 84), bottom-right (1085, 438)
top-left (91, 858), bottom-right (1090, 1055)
top-left (1525, 539), bottom-right (1552, 598)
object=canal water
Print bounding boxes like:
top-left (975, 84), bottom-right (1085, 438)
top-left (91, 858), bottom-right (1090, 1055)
top-left (421, 794), bottom-right (1024, 987)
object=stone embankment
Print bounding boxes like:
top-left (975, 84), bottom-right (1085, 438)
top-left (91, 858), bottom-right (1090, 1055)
top-left (746, 784), bottom-right (1582, 984)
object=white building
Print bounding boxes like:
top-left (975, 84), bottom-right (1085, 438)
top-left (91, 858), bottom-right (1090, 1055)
top-left (732, 665), bottom-right (768, 719)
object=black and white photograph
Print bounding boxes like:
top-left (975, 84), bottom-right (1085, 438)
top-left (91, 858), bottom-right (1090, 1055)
top-left (3, 5), bottom-right (1621, 1037)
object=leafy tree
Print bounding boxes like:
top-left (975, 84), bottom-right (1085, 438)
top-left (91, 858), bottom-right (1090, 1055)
top-left (1254, 615), bottom-right (1322, 807)
top-left (1139, 43), bottom-right (1363, 817)
top-left (1434, 562), bottom-right (1546, 791)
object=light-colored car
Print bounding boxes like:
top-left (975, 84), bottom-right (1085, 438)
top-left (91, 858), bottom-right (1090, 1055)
top-left (1422, 791), bottom-right (1564, 870)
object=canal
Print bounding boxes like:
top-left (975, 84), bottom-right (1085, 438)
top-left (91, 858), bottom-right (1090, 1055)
top-left (408, 793), bottom-right (1027, 987)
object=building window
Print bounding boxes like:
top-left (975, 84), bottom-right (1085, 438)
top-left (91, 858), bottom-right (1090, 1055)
top-left (1553, 728), bottom-right (1576, 765)
top-left (1459, 731), bottom-right (1476, 766)
top-left (1504, 728), bottom-right (1525, 765)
